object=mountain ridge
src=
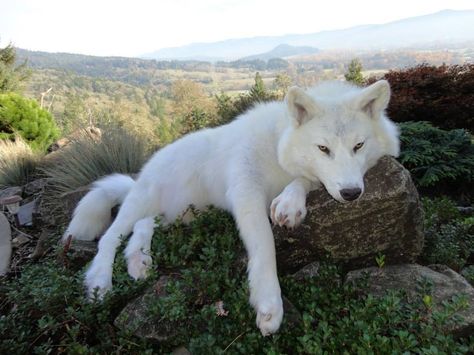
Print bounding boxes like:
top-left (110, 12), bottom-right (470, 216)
top-left (241, 44), bottom-right (320, 61)
top-left (143, 9), bottom-right (474, 61)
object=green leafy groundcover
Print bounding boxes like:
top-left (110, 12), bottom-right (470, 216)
top-left (1, 208), bottom-right (473, 353)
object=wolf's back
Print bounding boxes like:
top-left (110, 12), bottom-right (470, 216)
top-left (63, 174), bottom-right (135, 242)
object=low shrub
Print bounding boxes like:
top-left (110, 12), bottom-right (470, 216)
top-left (1, 209), bottom-right (472, 353)
top-left (421, 197), bottom-right (474, 271)
top-left (398, 121), bottom-right (474, 203)
top-left (461, 266), bottom-right (474, 287)
top-left (369, 64), bottom-right (474, 132)
top-left (0, 251), bottom-right (151, 353)
top-left (0, 137), bottom-right (42, 187)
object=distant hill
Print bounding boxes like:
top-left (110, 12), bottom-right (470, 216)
top-left (15, 48), bottom-right (216, 85)
top-left (241, 44), bottom-right (320, 61)
top-left (144, 9), bottom-right (474, 60)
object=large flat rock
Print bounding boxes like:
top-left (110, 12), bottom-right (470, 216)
top-left (345, 264), bottom-right (474, 337)
top-left (274, 156), bottom-right (424, 271)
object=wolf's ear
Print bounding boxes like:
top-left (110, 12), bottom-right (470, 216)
top-left (286, 86), bottom-right (320, 127)
top-left (354, 80), bottom-right (390, 119)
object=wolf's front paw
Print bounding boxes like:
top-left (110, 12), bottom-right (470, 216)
top-left (256, 296), bottom-right (284, 336)
top-left (126, 250), bottom-right (153, 280)
top-left (270, 190), bottom-right (307, 228)
top-left (85, 262), bottom-right (113, 300)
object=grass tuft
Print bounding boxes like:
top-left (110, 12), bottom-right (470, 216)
top-left (40, 126), bottom-right (153, 220)
top-left (0, 137), bottom-right (43, 188)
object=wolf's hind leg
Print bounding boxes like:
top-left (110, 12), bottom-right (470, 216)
top-left (124, 217), bottom-right (156, 280)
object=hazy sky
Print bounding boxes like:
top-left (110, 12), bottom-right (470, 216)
top-left (1, 0), bottom-right (472, 57)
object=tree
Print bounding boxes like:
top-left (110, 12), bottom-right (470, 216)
top-left (0, 42), bottom-right (30, 93)
top-left (61, 93), bottom-right (87, 134)
top-left (273, 73), bottom-right (292, 95)
top-left (345, 58), bottom-right (364, 85)
top-left (249, 72), bottom-right (266, 100)
top-left (216, 72), bottom-right (280, 124)
top-left (170, 79), bottom-right (215, 119)
top-left (0, 92), bottom-right (60, 151)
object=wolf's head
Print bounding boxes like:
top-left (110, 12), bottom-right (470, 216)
top-left (278, 80), bottom-right (400, 203)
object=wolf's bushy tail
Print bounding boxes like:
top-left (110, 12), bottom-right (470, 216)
top-left (63, 174), bottom-right (135, 242)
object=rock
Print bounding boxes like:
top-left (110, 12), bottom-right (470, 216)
top-left (116, 273), bottom-right (302, 342)
top-left (11, 234), bottom-right (30, 248)
top-left (114, 275), bottom-right (182, 342)
top-left (0, 212), bottom-right (11, 275)
top-left (282, 295), bottom-right (302, 329)
top-left (17, 199), bottom-right (38, 226)
top-left (274, 156), bottom-right (424, 272)
top-left (47, 126), bottom-right (102, 152)
top-left (172, 347), bottom-right (191, 355)
top-left (0, 186), bottom-right (22, 201)
top-left (61, 186), bottom-right (91, 217)
top-left (461, 266), bottom-right (474, 286)
top-left (23, 178), bottom-right (48, 196)
top-left (345, 264), bottom-right (474, 337)
top-left (38, 185), bottom-right (90, 225)
top-left (30, 229), bottom-right (55, 261)
top-left (292, 261), bottom-right (320, 281)
top-left (457, 206), bottom-right (474, 216)
top-left (62, 239), bottom-right (97, 270)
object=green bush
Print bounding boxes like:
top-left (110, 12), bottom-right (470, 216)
top-left (0, 92), bottom-right (60, 151)
top-left (2, 209), bottom-right (472, 353)
top-left (421, 197), bottom-right (474, 271)
top-left (0, 137), bottom-right (42, 187)
top-left (398, 121), bottom-right (474, 203)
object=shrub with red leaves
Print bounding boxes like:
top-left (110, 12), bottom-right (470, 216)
top-left (368, 64), bottom-right (474, 132)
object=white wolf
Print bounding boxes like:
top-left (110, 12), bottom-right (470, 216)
top-left (64, 80), bottom-right (399, 336)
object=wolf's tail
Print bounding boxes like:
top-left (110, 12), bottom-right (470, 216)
top-left (62, 174), bottom-right (135, 242)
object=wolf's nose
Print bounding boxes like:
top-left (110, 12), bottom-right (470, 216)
top-left (340, 188), bottom-right (361, 201)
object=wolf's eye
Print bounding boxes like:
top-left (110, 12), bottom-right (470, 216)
top-left (353, 142), bottom-right (364, 152)
top-left (318, 145), bottom-right (330, 154)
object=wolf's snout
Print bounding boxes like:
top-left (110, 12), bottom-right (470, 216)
top-left (339, 188), bottom-right (362, 201)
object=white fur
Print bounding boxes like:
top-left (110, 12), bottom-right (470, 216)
top-left (62, 174), bottom-right (134, 242)
top-left (65, 80), bottom-right (399, 336)
top-left (124, 217), bottom-right (155, 280)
